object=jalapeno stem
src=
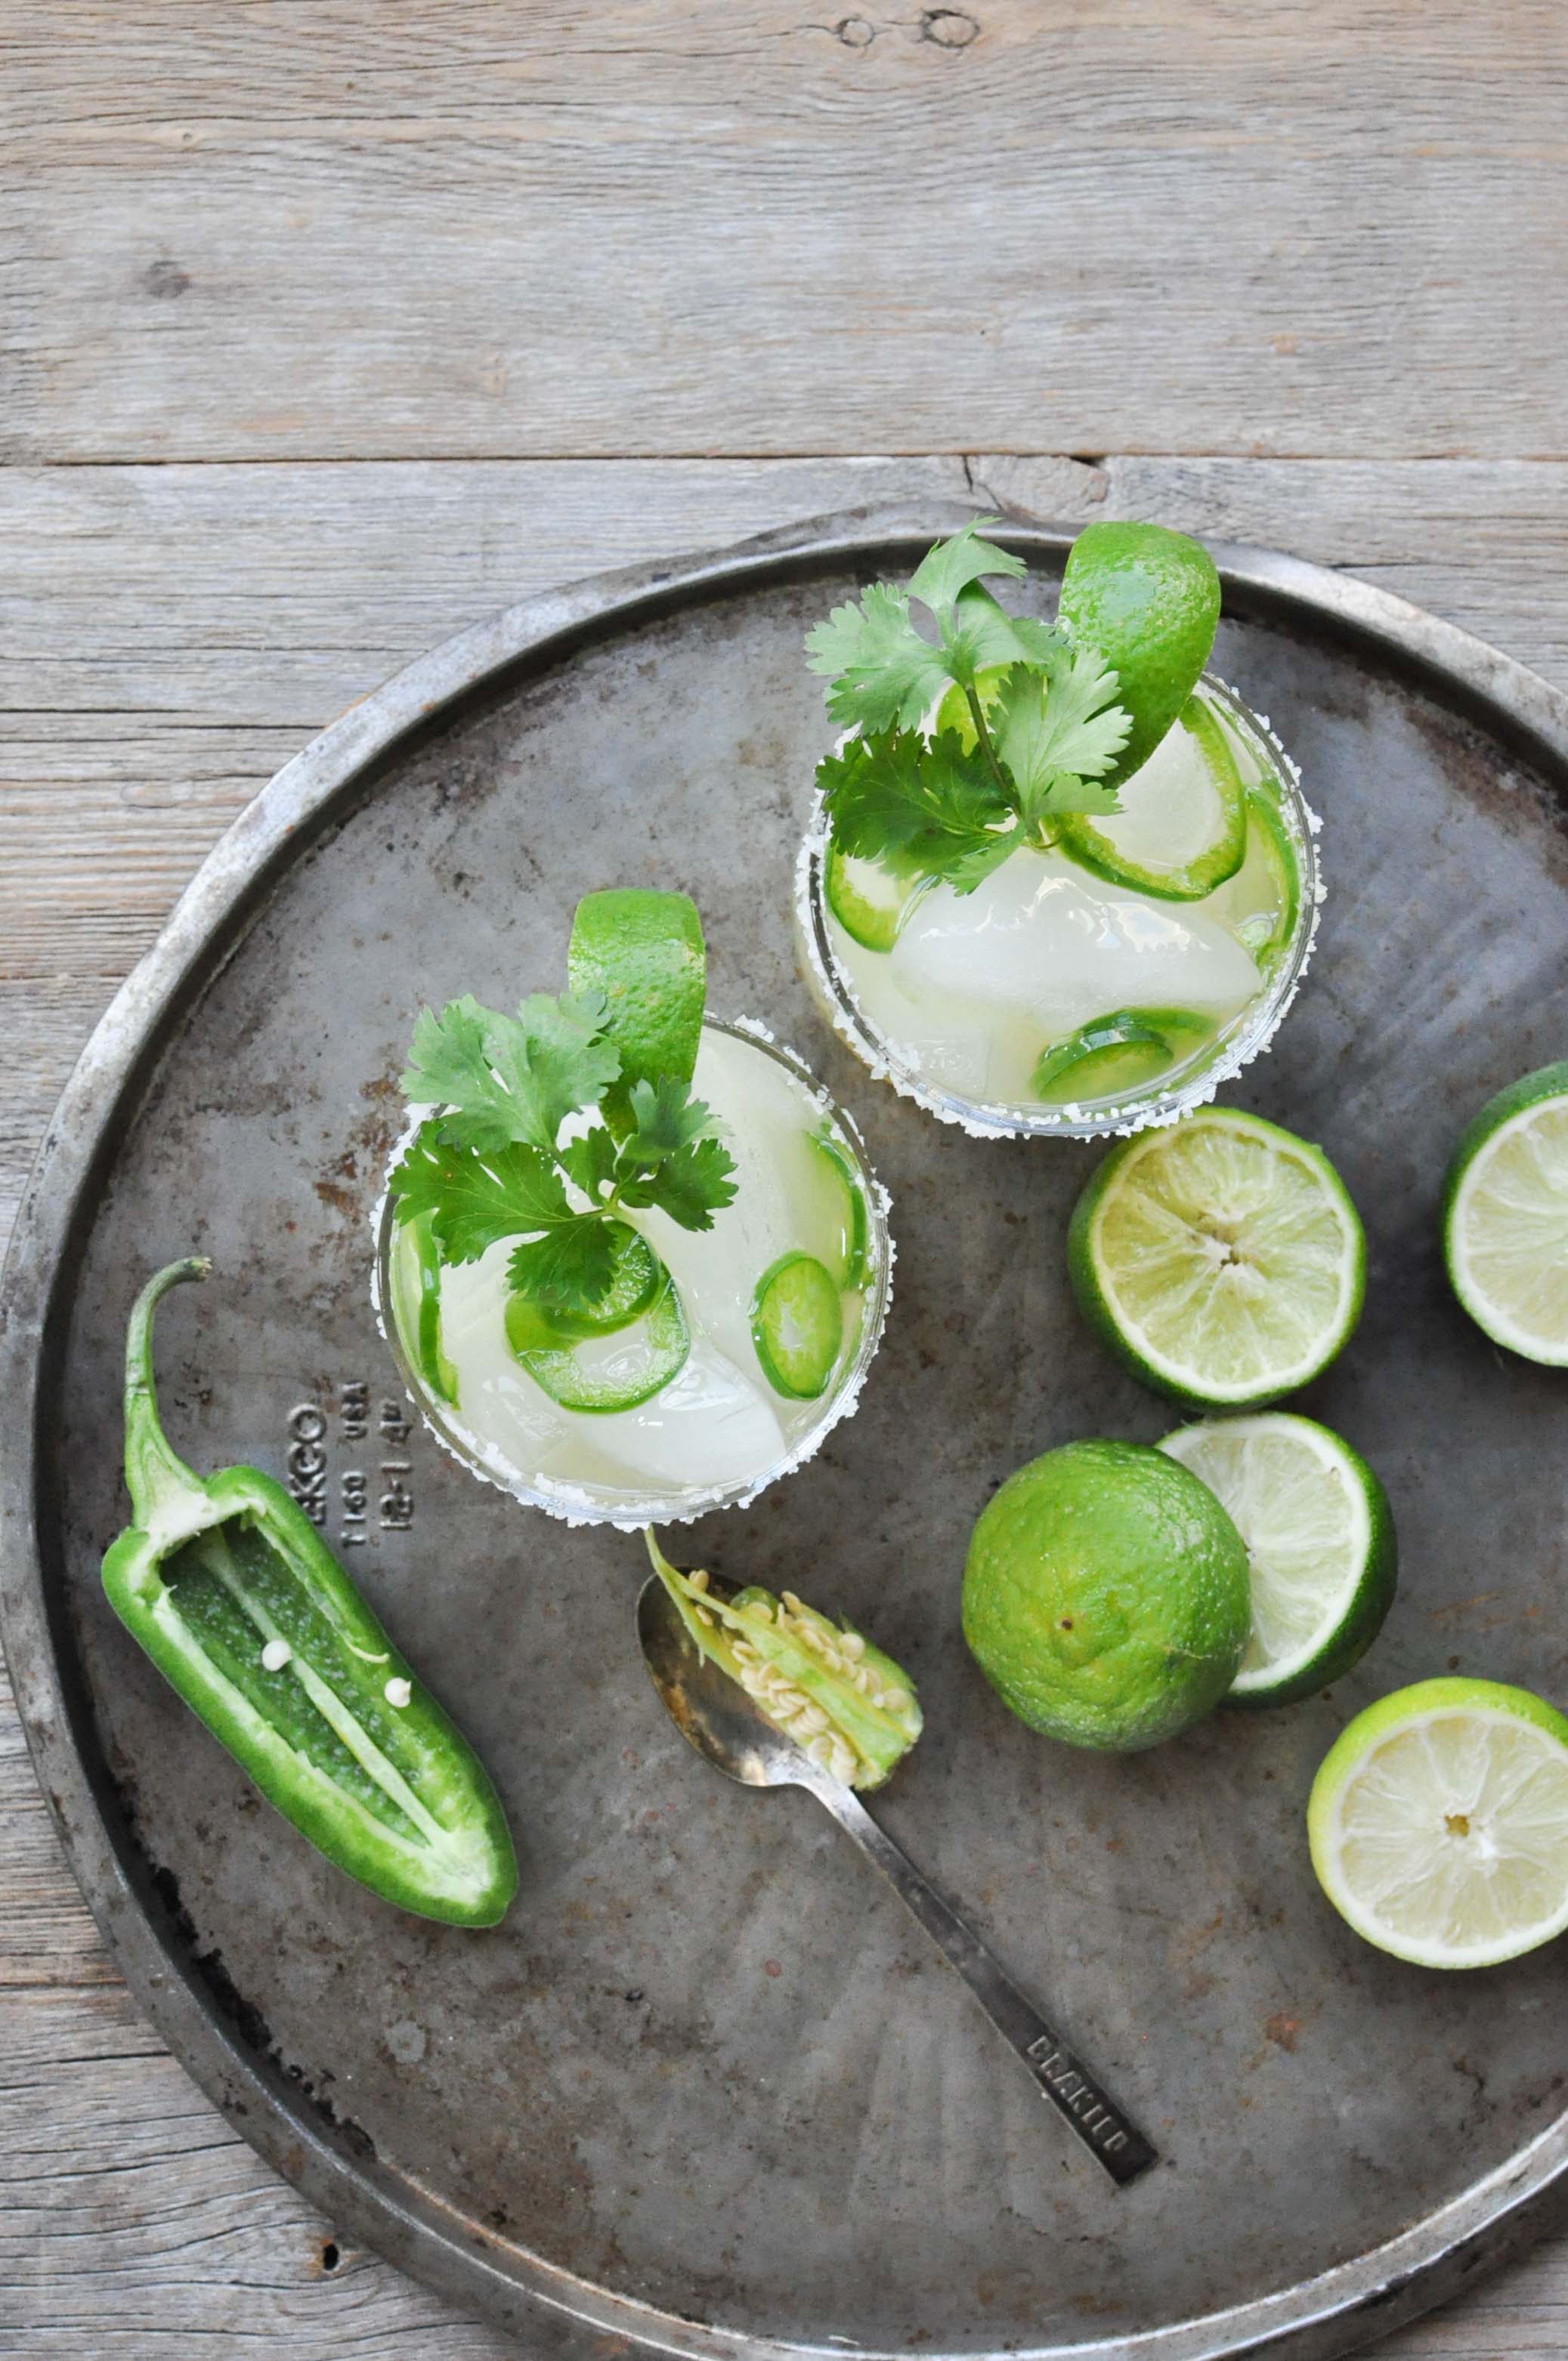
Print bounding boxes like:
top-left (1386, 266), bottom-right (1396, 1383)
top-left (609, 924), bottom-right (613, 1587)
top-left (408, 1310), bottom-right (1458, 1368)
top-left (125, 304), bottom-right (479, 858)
top-left (122, 1257), bottom-right (214, 1533)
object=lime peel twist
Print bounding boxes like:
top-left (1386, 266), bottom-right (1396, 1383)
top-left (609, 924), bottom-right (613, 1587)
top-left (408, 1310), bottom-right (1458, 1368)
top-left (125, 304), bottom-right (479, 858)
top-left (645, 1531), bottom-right (921, 1789)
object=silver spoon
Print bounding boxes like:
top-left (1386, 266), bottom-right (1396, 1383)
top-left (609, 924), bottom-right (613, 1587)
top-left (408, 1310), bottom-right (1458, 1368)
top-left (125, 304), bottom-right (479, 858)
top-left (636, 1570), bottom-right (1155, 2186)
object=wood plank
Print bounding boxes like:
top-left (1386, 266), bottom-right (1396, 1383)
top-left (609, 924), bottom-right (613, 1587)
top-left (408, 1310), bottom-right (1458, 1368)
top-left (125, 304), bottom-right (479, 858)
top-left (7, 3), bottom-right (1568, 463)
top-left (0, 1995), bottom-right (519, 2359)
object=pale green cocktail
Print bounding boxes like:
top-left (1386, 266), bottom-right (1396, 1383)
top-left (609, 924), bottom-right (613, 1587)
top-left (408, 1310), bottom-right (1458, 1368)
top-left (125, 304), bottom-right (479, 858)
top-left (803, 673), bottom-right (1317, 1136)
top-left (379, 1013), bottom-right (888, 1528)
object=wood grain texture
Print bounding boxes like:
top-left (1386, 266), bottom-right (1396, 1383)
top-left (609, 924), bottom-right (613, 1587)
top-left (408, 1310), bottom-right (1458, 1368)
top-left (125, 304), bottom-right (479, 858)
top-left (8, 2), bottom-right (1568, 463)
top-left (7, 448), bottom-right (1568, 2354)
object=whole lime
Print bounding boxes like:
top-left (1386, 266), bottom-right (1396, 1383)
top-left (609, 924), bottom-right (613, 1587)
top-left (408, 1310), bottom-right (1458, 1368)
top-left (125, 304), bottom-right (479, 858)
top-left (962, 1439), bottom-right (1250, 1750)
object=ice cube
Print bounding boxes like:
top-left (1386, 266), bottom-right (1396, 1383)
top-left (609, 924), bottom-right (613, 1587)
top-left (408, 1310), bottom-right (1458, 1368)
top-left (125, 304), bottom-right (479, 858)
top-left (570, 1338), bottom-right (787, 1493)
top-left (889, 851), bottom-right (1260, 1041)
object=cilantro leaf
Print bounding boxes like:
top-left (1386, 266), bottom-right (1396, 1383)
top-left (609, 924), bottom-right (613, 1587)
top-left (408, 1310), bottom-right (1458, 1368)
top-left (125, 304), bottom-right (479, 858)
top-left (636, 1136), bottom-right (740, 1231)
top-left (401, 998), bottom-right (521, 1152)
top-left (395, 980), bottom-right (742, 1328)
top-left (991, 655), bottom-right (1130, 828)
top-left (481, 989), bottom-right (620, 1155)
top-left (559, 1124), bottom-right (619, 1203)
top-left (403, 987), bottom-right (619, 1155)
top-left (818, 727), bottom-right (1013, 885)
top-left (389, 1121), bottom-right (569, 1264)
top-left (906, 517), bottom-right (1026, 618)
top-left (506, 1215), bottom-right (620, 1315)
top-left (938, 584), bottom-right (1064, 688)
top-left (944, 822), bottom-right (1028, 893)
top-left (1035, 774), bottom-right (1123, 818)
top-left (805, 528), bottom-right (1056, 729)
top-left (804, 582), bottom-right (951, 734)
top-left (612, 1078), bottom-right (738, 1228)
top-left (621, 1077), bottom-right (719, 1163)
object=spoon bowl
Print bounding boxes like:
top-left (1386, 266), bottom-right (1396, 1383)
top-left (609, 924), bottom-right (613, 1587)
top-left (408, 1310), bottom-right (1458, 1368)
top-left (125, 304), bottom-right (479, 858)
top-left (636, 1569), bottom-right (840, 1795)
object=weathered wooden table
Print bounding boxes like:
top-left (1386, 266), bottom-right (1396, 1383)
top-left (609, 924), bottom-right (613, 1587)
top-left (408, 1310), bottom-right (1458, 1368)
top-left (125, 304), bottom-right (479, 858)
top-left (7, 6), bottom-right (1568, 2353)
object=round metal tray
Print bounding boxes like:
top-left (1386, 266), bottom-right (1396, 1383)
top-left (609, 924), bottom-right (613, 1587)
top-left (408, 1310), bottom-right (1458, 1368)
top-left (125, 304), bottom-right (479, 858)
top-left (6, 503), bottom-right (1568, 2361)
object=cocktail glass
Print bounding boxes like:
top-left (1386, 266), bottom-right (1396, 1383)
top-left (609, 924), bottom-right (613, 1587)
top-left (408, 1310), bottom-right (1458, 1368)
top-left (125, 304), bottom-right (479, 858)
top-left (798, 675), bottom-right (1319, 1141)
top-left (376, 1020), bottom-right (890, 1527)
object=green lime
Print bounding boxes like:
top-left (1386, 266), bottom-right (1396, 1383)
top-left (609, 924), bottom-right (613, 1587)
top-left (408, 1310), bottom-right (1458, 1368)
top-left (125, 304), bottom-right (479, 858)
top-left (751, 1252), bottom-right (843, 1400)
top-left (1158, 1414), bottom-right (1396, 1706)
top-left (568, 889), bottom-right (706, 1133)
top-left (1442, 1062), bottom-right (1568, 1365)
top-left (394, 1209), bottom-right (459, 1406)
top-left (1308, 1679), bottom-right (1568, 1967)
top-left (1057, 521), bottom-right (1221, 787)
top-left (1232, 787), bottom-right (1300, 965)
top-left (811, 1130), bottom-right (870, 1288)
top-left (824, 839), bottom-right (929, 955)
top-left (503, 1221), bottom-right (663, 1351)
top-left (1069, 1109), bottom-right (1365, 1410)
top-left (510, 1272), bottom-right (690, 1413)
top-left (963, 1440), bottom-right (1249, 1750)
top-left (1031, 1006), bottom-right (1214, 1104)
top-left (1057, 694), bottom-right (1246, 901)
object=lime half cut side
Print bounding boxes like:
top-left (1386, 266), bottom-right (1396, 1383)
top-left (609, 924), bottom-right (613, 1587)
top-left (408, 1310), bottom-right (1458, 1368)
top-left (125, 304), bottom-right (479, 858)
top-left (1158, 1414), bottom-right (1396, 1704)
top-left (1069, 1108), bottom-right (1366, 1409)
top-left (1308, 1679), bottom-right (1568, 1967)
top-left (1443, 1062), bottom-right (1568, 1364)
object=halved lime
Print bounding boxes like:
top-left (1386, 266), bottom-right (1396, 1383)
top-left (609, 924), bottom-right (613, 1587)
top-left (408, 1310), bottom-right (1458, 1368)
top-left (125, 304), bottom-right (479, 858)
top-left (961, 1438), bottom-right (1250, 1751)
top-left (1068, 1108), bottom-right (1365, 1409)
top-left (1158, 1414), bottom-right (1396, 1705)
top-left (751, 1252), bottom-right (843, 1400)
top-left (1056, 695), bottom-right (1246, 901)
top-left (503, 1221), bottom-right (663, 1352)
top-left (1232, 787), bottom-right (1300, 964)
top-left (811, 1130), bottom-right (870, 1288)
top-left (1308, 1679), bottom-right (1568, 1967)
top-left (1031, 1006), bottom-right (1214, 1103)
top-left (1442, 1062), bottom-right (1568, 1364)
top-left (1056, 521), bottom-right (1221, 787)
top-left (394, 1208), bottom-right (459, 1406)
top-left (510, 1272), bottom-right (690, 1413)
top-left (568, 888), bottom-right (706, 1131)
top-left (824, 840), bottom-right (929, 955)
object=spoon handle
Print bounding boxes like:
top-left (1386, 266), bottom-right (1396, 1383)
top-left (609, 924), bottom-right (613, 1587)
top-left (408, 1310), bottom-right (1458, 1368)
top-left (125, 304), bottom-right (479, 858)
top-left (813, 1781), bottom-right (1155, 2186)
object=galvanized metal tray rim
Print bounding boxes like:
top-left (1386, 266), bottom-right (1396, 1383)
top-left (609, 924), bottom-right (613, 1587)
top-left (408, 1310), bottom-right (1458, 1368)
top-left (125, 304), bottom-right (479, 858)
top-left (6, 501), bottom-right (1568, 2361)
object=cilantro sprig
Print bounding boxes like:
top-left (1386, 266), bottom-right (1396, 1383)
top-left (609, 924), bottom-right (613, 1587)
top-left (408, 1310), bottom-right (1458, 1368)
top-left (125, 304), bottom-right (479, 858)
top-left (388, 990), bottom-right (737, 1317)
top-left (806, 519), bottom-right (1132, 892)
